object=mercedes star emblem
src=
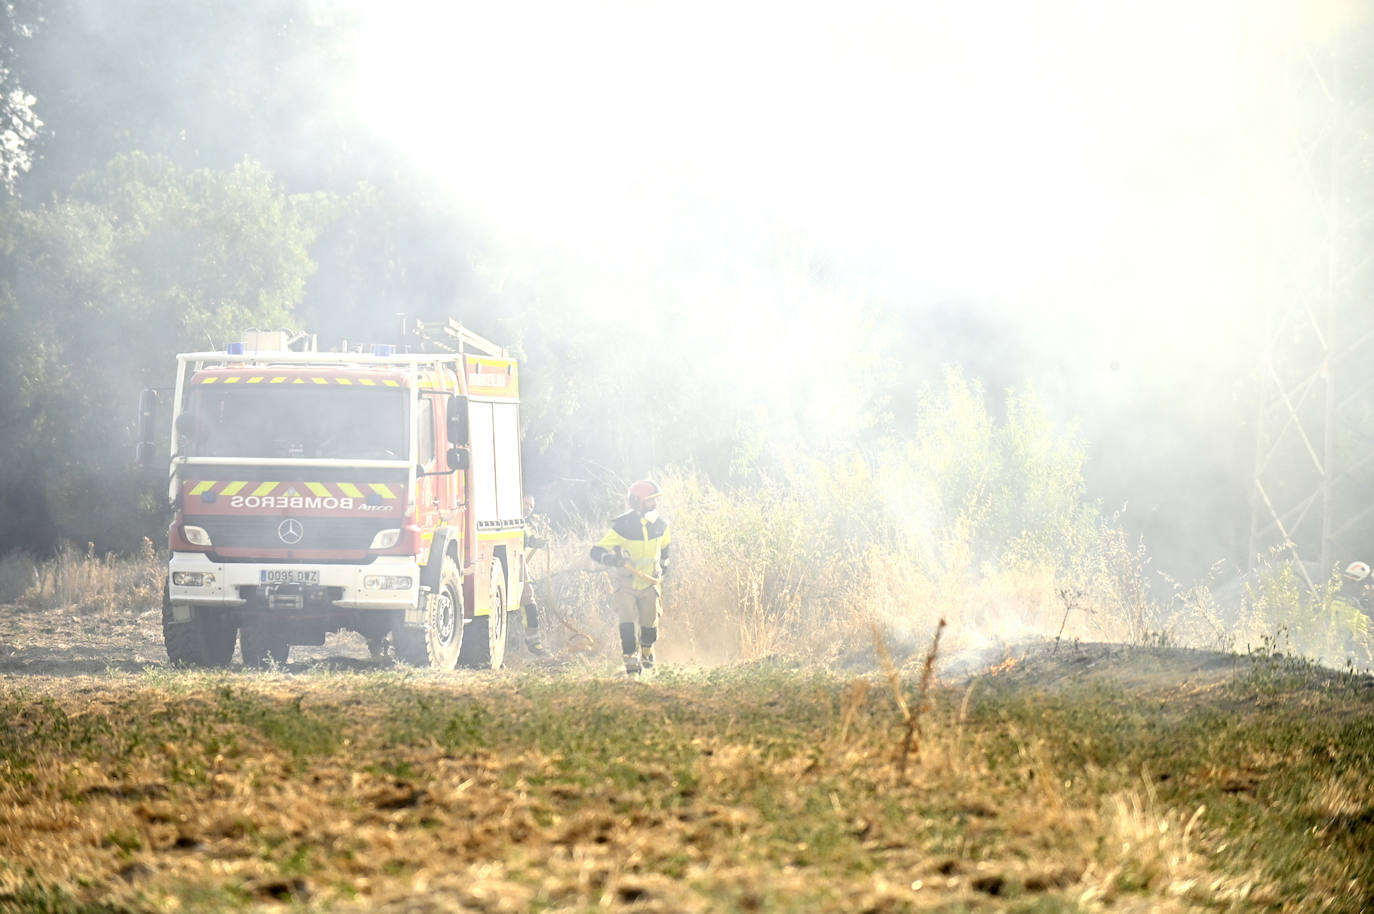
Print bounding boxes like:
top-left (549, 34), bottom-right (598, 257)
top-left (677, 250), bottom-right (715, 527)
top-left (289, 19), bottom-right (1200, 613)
top-left (277, 518), bottom-right (304, 545)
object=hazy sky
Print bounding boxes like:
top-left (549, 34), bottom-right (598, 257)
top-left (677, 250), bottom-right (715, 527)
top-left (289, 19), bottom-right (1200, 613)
top-left (343, 0), bottom-right (1356, 548)
top-left (346, 0), bottom-right (1366, 576)
top-left (347, 1), bottom-right (1347, 378)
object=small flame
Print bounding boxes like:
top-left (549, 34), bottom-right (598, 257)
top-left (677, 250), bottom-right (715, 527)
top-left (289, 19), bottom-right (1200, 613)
top-left (986, 655), bottom-right (1021, 675)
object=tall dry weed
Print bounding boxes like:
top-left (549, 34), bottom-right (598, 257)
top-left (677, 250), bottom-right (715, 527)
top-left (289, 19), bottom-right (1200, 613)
top-left (1081, 780), bottom-right (1212, 906)
top-left (1181, 549), bottom-right (1374, 670)
top-left (588, 460), bottom-right (1174, 668)
top-left (875, 617), bottom-right (945, 778)
top-left (522, 512), bottom-right (610, 655)
top-left (654, 471), bottom-right (844, 663)
top-left (1064, 515), bottom-right (1158, 644)
top-left (545, 371), bottom-right (1173, 668)
top-left (5, 537), bottom-right (163, 613)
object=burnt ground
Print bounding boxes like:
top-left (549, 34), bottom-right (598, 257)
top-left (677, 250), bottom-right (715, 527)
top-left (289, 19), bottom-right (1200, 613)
top-left (0, 602), bottom-right (378, 677)
top-left (937, 638), bottom-right (1271, 697)
top-left (0, 598), bottom-right (1319, 694)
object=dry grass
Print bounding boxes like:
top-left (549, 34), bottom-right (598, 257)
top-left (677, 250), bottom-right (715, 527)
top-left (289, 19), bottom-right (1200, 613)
top-left (0, 478), bottom-right (1368, 912)
top-left (1, 654), bottom-right (1371, 913)
top-left (0, 539), bottom-right (163, 615)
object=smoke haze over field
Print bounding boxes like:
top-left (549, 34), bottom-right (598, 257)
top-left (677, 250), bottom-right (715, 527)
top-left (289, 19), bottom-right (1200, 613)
top-left (355, 0), bottom-right (1303, 344)
top-left (8, 0), bottom-right (1366, 579)
top-left (338, 0), bottom-right (1362, 579)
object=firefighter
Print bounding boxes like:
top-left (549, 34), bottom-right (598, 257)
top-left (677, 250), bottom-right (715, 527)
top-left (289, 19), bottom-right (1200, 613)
top-left (1328, 561), bottom-right (1374, 665)
top-left (1338, 561), bottom-right (1373, 612)
top-left (590, 480), bottom-right (671, 676)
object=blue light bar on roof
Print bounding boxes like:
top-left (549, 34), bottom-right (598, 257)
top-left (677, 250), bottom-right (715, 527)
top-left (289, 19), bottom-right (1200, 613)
top-left (226, 342), bottom-right (245, 355)
top-left (372, 344), bottom-right (393, 357)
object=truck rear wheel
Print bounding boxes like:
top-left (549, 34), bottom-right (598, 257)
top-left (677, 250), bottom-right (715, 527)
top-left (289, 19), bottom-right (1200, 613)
top-left (162, 585), bottom-right (236, 668)
top-left (239, 622), bottom-right (290, 668)
top-left (460, 558), bottom-right (508, 669)
top-left (423, 555), bottom-right (464, 670)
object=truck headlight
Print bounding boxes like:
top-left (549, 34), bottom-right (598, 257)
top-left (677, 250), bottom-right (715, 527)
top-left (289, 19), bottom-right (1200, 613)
top-left (183, 525), bottom-right (212, 546)
top-left (364, 575), bottom-right (413, 591)
top-left (172, 572), bottom-right (216, 587)
top-left (369, 528), bottom-right (401, 549)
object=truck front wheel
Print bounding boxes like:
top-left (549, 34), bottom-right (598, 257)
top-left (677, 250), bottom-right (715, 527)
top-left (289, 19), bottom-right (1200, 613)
top-left (162, 585), bottom-right (236, 668)
top-left (423, 555), bottom-right (464, 670)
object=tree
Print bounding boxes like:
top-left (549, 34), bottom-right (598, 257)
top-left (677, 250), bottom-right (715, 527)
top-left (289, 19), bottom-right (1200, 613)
top-left (0, 2), bottom-right (41, 194)
top-left (14, 0), bottom-right (370, 199)
top-left (0, 153), bottom-right (322, 552)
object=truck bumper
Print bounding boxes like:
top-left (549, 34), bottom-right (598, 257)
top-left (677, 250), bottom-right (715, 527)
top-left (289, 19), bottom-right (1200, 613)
top-left (167, 552), bottom-right (421, 612)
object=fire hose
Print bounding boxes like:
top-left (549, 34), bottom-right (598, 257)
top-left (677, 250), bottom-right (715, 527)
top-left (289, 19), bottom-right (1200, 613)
top-left (525, 543), bottom-right (596, 653)
top-left (524, 546), bottom-right (664, 657)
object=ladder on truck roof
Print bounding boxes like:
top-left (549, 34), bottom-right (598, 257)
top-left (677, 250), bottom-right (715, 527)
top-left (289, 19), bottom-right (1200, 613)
top-left (407, 318), bottom-right (506, 357)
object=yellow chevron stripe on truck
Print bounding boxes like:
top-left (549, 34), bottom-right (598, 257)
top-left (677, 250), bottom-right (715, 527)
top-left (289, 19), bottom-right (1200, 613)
top-left (184, 481), bottom-right (403, 498)
top-left (195, 376), bottom-right (404, 386)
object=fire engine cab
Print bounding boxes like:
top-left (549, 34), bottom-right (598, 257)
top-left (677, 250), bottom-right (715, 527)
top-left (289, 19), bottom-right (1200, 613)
top-left (136, 321), bottom-right (528, 670)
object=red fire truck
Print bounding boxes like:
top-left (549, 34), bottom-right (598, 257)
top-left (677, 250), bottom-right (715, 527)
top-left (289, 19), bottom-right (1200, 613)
top-left (136, 321), bottom-right (529, 670)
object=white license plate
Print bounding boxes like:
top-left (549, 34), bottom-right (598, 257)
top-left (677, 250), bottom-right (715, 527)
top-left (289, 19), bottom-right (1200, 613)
top-left (260, 569), bottom-right (320, 585)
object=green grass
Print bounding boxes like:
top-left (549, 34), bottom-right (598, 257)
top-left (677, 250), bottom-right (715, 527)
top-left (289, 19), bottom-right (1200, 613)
top-left (0, 883), bottom-right (138, 914)
top-left (0, 661), bottom-right (1371, 912)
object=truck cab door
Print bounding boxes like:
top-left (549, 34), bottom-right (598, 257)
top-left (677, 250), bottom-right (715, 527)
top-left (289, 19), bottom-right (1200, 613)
top-left (415, 394), bottom-right (442, 539)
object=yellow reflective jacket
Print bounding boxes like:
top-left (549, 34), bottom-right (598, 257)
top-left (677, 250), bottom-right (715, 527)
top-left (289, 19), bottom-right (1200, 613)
top-left (591, 511), bottom-right (671, 590)
top-left (1328, 595), bottom-right (1372, 641)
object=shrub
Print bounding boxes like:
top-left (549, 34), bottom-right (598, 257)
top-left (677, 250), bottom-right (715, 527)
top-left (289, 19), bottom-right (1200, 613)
top-left (611, 370), bottom-right (1159, 666)
top-left (1238, 552), bottom-right (1373, 668)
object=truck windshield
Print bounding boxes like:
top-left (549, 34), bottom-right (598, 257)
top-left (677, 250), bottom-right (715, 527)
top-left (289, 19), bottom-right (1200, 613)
top-left (185, 385), bottom-right (408, 460)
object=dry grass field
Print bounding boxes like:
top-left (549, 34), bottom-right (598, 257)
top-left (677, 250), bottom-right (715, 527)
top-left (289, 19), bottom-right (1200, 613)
top-left (2, 592), bottom-right (1373, 913)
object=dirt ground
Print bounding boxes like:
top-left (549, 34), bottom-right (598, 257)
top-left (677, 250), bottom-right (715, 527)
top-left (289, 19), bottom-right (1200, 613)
top-left (0, 602), bottom-right (381, 677)
top-left (936, 638), bottom-right (1262, 697)
top-left (0, 596), bottom-right (1283, 695)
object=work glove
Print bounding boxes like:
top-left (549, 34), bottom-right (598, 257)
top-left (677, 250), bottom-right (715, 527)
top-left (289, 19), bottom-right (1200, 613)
top-left (659, 560), bottom-right (670, 578)
top-left (600, 549), bottom-right (627, 567)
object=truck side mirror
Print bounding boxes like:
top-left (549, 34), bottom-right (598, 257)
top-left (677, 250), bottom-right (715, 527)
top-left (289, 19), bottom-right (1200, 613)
top-left (447, 394), bottom-right (469, 445)
top-left (136, 389), bottom-right (159, 465)
top-left (446, 447), bottom-right (470, 471)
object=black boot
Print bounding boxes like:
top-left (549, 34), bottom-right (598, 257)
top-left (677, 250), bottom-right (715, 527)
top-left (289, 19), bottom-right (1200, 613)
top-left (639, 626), bottom-right (657, 670)
top-left (619, 623), bottom-right (640, 675)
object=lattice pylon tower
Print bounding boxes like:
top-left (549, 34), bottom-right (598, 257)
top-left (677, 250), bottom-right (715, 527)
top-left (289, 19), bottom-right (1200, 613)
top-left (1250, 19), bottom-right (1374, 595)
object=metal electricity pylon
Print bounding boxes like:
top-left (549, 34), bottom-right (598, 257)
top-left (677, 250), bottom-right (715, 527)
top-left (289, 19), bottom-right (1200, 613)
top-left (1250, 21), bottom-right (1374, 595)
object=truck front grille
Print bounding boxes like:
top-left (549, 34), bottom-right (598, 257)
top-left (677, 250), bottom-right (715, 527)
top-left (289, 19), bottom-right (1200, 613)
top-left (187, 516), bottom-right (390, 552)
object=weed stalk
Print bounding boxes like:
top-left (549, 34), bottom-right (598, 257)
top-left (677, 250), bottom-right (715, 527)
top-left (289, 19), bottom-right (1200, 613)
top-left (875, 617), bottom-right (946, 779)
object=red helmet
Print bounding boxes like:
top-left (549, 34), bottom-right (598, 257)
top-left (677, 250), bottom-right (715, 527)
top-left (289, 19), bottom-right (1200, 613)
top-left (627, 479), bottom-right (662, 508)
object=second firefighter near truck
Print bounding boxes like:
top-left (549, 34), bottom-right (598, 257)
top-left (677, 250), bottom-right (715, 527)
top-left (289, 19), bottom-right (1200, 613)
top-left (590, 480), bottom-right (671, 676)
